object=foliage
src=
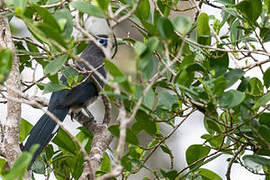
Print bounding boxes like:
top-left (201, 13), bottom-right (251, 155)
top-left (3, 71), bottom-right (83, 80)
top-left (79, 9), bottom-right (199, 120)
top-left (1, 0), bottom-right (270, 179)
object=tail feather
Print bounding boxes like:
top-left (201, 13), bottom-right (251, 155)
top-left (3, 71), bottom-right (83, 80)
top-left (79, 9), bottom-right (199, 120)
top-left (23, 107), bottom-right (69, 168)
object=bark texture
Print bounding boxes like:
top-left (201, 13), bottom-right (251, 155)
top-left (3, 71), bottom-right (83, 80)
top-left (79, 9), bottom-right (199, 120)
top-left (0, 7), bottom-right (22, 167)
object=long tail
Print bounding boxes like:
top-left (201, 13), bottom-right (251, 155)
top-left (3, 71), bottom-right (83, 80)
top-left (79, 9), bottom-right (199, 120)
top-left (23, 107), bottom-right (69, 168)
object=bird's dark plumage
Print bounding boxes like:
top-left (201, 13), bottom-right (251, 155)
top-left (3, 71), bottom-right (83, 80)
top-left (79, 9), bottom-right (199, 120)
top-left (23, 36), bottom-right (108, 168)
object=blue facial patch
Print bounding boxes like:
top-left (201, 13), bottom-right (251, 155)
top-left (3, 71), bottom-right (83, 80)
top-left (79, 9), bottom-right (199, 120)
top-left (97, 39), bottom-right (108, 47)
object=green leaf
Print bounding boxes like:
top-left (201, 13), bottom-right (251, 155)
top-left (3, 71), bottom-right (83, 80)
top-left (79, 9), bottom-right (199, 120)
top-left (54, 8), bottom-right (74, 40)
top-left (204, 117), bottom-right (221, 134)
top-left (224, 69), bottom-right (244, 88)
top-left (213, 76), bottom-right (227, 96)
top-left (99, 152), bottom-right (111, 173)
top-left (157, 90), bottom-right (178, 109)
top-left (21, 16), bottom-right (51, 46)
top-left (201, 134), bottom-right (224, 148)
top-left (265, 0), bottom-right (270, 16)
top-left (37, 82), bottom-right (68, 94)
top-left (258, 125), bottom-right (270, 143)
top-left (37, 23), bottom-right (67, 48)
top-left (160, 144), bottom-right (173, 158)
top-left (146, 36), bottom-right (160, 51)
top-left (62, 66), bottom-right (79, 80)
top-left (76, 127), bottom-right (93, 153)
top-left (96, 0), bottom-right (110, 11)
top-left (172, 16), bottom-right (192, 35)
top-left (209, 52), bottom-right (229, 77)
top-left (181, 153), bottom-right (222, 178)
top-left (0, 157), bottom-right (6, 174)
top-left (70, 1), bottom-right (106, 18)
top-left (243, 155), bottom-right (270, 168)
top-left (140, 53), bottom-right (156, 79)
top-left (143, 177), bottom-right (151, 180)
top-left (219, 90), bottom-right (245, 108)
top-left (186, 144), bottom-right (211, 168)
top-left (237, 78), bottom-right (249, 92)
top-left (104, 59), bottom-right (124, 78)
top-left (14, 0), bottom-right (27, 14)
top-left (135, 0), bottom-right (150, 21)
top-left (197, 13), bottom-right (211, 45)
top-left (176, 69), bottom-right (194, 87)
top-left (45, 144), bottom-right (54, 160)
top-left (33, 4), bottom-right (61, 32)
top-left (4, 145), bottom-right (39, 180)
top-left (230, 19), bottom-right (242, 45)
top-left (19, 118), bottom-right (33, 143)
top-left (104, 59), bottom-right (131, 92)
top-left (157, 17), bottom-right (174, 40)
top-left (134, 41), bottom-right (147, 56)
top-left (52, 128), bottom-right (77, 154)
top-left (259, 113), bottom-right (270, 127)
top-left (156, 0), bottom-right (172, 17)
top-left (235, 0), bottom-right (262, 23)
top-left (0, 48), bottom-right (12, 84)
top-left (143, 88), bottom-right (155, 109)
top-left (248, 77), bottom-right (263, 96)
top-left (215, 0), bottom-right (235, 5)
top-left (133, 110), bottom-right (157, 135)
top-left (198, 168), bottom-right (222, 180)
top-left (256, 92), bottom-right (270, 106)
top-left (263, 67), bottom-right (270, 88)
top-left (32, 160), bottom-right (46, 174)
top-left (44, 55), bottom-right (68, 75)
top-left (160, 169), bottom-right (178, 180)
top-left (108, 125), bottom-right (139, 145)
top-left (260, 27), bottom-right (270, 43)
top-left (125, 128), bottom-right (139, 145)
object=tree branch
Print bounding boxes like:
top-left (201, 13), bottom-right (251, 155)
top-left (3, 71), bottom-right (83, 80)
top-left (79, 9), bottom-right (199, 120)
top-left (0, 6), bottom-right (21, 167)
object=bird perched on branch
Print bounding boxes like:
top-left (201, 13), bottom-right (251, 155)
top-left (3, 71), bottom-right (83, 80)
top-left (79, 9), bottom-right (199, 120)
top-left (23, 35), bottom-right (109, 168)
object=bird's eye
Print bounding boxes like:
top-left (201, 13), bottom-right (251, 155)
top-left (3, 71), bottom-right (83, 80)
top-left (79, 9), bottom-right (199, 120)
top-left (97, 39), bottom-right (108, 47)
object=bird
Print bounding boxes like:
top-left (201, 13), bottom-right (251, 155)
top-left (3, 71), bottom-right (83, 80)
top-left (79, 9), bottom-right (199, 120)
top-left (23, 34), bottom-right (108, 168)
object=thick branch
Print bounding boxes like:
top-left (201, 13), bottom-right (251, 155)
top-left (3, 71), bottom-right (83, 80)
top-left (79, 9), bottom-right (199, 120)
top-left (0, 9), bottom-right (21, 167)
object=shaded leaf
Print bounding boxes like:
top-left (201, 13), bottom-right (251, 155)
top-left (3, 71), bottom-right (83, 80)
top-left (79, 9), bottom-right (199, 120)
top-left (248, 77), bottom-right (263, 96)
top-left (197, 13), bottom-right (211, 45)
top-left (243, 155), bottom-right (270, 168)
top-left (143, 88), bottom-right (155, 109)
top-left (5, 145), bottom-right (39, 180)
top-left (108, 125), bottom-right (139, 145)
top-left (186, 144), bottom-right (210, 168)
top-left (219, 90), bottom-right (245, 108)
top-left (209, 52), bottom-right (229, 77)
top-left (70, 1), bottom-right (106, 18)
top-left (135, 0), bottom-right (150, 21)
top-left (224, 69), bottom-right (244, 88)
top-left (37, 82), bottom-right (69, 94)
top-left (53, 128), bottom-right (77, 154)
top-left (158, 90), bottom-right (177, 109)
top-left (44, 55), bottom-right (68, 75)
top-left (235, 0), bottom-right (262, 23)
top-left (54, 8), bottom-right (73, 39)
top-left (33, 4), bottom-right (61, 32)
top-left (263, 67), bottom-right (270, 88)
top-left (157, 17), bottom-right (174, 40)
top-left (213, 76), bottom-right (227, 96)
top-left (19, 118), bottom-right (33, 143)
top-left (198, 168), bottom-right (222, 180)
top-left (96, 0), bottom-right (110, 11)
top-left (256, 92), bottom-right (270, 107)
top-left (14, 0), bottom-right (27, 14)
top-left (0, 49), bottom-right (12, 84)
top-left (172, 16), bottom-right (192, 35)
top-left (133, 110), bottom-right (157, 135)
